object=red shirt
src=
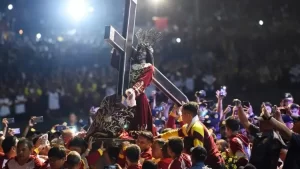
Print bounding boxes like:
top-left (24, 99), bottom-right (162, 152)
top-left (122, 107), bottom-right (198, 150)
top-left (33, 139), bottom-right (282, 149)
top-left (169, 154), bottom-right (192, 169)
top-left (86, 150), bottom-right (102, 166)
top-left (157, 158), bottom-right (172, 169)
top-left (229, 134), bottom-right (249, 156)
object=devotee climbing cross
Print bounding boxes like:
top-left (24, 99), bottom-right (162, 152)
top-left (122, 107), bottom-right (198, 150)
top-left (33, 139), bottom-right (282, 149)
top-left (104, 0), bottom-right (188, 105)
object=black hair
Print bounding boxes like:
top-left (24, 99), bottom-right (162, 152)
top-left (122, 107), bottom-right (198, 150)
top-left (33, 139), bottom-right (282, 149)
top-left (32, 134), bottom-right (43, 146)
top-left (68, 137), bottom-right (88, 155)
top-left (182, 102), bottom-right (199, 117)
top-left (48, 146), bottom-right (66, 159)
top-left (125, 144), bottom-right (141, 163)
top-left (142, 160), bottom-right (157, 169)
top-left (17, 138), bottom-right (33, 150)
top-left (66, 151), bottom-right (81, 167)
top-left (191, 146), bottom-right (207, 162)
top-left (2, 136), bottom-right (18, 154)
top-left (139, 131), bottom-right (154, 143)
top-left (225, 117), bottom-right (240, 132)
top-left (154, 139), bottom-right (169, 158)
top-left (154, 139), bottom-right (165, 148)
top-left (162, 142), bottom-right (170, 158)
top-left (161, 128), bottom-right (172, 134)
top-left (69, 112), bottom-right (77, 116)
top-left (167, 137), bottom-right (183, 156)
top-left (239, 163), bottom-right (257, 169)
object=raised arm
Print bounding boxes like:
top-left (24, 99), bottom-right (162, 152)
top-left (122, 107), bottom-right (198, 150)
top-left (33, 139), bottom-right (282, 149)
top-left (158, 124), bottom-right (188, 140)
top-left (262, 105), bottom-right (293, 140)
top-left (237, 100), bottom-right (251, 130)
top-left (216, 90), bottom-right (224, 121)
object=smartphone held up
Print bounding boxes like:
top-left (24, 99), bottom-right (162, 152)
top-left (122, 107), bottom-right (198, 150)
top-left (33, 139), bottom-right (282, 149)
top-left (34, 116), bottom-right (43, 123)
top-left (6, 118), bottom-right (15, 124)
top-left (220, 86), bottom-right (227, 97)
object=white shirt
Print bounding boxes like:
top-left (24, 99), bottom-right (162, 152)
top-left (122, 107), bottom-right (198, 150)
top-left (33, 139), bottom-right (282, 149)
top-left (15, 95), bottom-right (26, 114)
top-left (0, 98), bottom-right (12, 117)
top-left (5, 159), bottom-right (36, 169)
top-left (48, 92), bottom-right (60, 110)
top-left (185, 77), bottom-right (194, 92)
top-left (2, 159), bottom-right (8, 168)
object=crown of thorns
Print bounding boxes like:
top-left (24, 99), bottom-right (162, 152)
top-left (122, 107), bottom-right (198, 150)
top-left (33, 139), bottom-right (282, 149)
top-left (135, 28), bottom-right (162, 47)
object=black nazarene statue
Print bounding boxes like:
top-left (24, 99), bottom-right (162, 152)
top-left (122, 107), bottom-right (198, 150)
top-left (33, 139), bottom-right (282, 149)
top-left (86, 29), bottom-right (162, 139)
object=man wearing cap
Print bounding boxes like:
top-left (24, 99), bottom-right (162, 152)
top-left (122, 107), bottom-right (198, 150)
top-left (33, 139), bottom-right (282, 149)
top-left (157, 102), bottom-right (224, 169)
top-left (237, 100), bottom-right (286, 169)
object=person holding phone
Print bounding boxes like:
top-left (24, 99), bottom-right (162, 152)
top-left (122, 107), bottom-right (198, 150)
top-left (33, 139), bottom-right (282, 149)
top-left (0, 94), bottom-right (12, 117)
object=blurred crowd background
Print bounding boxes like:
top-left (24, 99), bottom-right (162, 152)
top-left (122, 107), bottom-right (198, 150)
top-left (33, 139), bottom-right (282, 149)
top-left (0, 0), bottom-right (300, 130)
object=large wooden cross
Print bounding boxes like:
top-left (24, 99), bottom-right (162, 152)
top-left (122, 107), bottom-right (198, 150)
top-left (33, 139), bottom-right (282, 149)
top-left (104, 0), bottom-right (188, 105)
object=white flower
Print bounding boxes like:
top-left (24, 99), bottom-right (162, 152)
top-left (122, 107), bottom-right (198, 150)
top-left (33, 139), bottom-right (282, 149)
top-left (104, 115), bottom-right (112, 122)
top-left (119, 117), bottom-right (125, 125)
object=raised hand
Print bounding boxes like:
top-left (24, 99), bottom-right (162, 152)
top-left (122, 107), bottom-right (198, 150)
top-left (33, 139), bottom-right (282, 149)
top-left (29, 116), bottom-right (36, 127)
top-left (88, 136), bottom-right (95, 150)
top-left (261, 103), bottom-right (271, 119)
top-left (216, 90), bottom-right (224, 100)
top-left (223, 105), bottom-right (232, 115)
top-left (2, 118), bottom-right (8, 127)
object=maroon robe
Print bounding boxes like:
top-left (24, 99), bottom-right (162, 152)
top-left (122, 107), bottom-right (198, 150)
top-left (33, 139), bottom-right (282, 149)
top-left (128, 63), bottom-right (154, 134)
top-left (169, 153), bottom-right (192, 169)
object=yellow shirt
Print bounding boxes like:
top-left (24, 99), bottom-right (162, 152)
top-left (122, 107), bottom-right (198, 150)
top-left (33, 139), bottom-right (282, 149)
top-left (160, 120), bottom-right (205, 147)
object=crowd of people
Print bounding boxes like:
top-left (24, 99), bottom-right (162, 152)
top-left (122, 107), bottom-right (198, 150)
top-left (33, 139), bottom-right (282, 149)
top-left (0, 0), bottom-right (300, 169)
top-left (0, 89), bottom-right (299, 169)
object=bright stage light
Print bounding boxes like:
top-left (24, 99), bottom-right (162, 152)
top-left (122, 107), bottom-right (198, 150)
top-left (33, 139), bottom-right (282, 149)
top-left (36, 33), bottom-right (42, 39)
top-left (88, 6), bottom-right (94, 13)
top-left (176, 38), bottom-right (181, 43)
top-left (8, 4), bottom-right (13, 10)
top-left (19, 29), bottom-right (23, 35)
top-left (153, 0), bottom-right (164, 3)
top-left (259, 20), bottom-right (264, 26)
top-left (57, 36), bottom-right (64, 42)
top-left (67, 0), bottom-right (87, 21)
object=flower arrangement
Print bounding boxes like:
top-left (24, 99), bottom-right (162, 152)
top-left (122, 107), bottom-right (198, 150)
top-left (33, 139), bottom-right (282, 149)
top-left (221, 152), bottom-right (239, 169)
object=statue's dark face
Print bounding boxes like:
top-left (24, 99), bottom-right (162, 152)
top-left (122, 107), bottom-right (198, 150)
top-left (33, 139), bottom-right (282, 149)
top-left (136, 47), bottom-right (147, 63)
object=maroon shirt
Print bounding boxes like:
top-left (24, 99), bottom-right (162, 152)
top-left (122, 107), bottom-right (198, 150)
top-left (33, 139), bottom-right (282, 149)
top-left (157, 158), bottom-right (172, 169)
top-left (169, 154), bottom-right (192, 169)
